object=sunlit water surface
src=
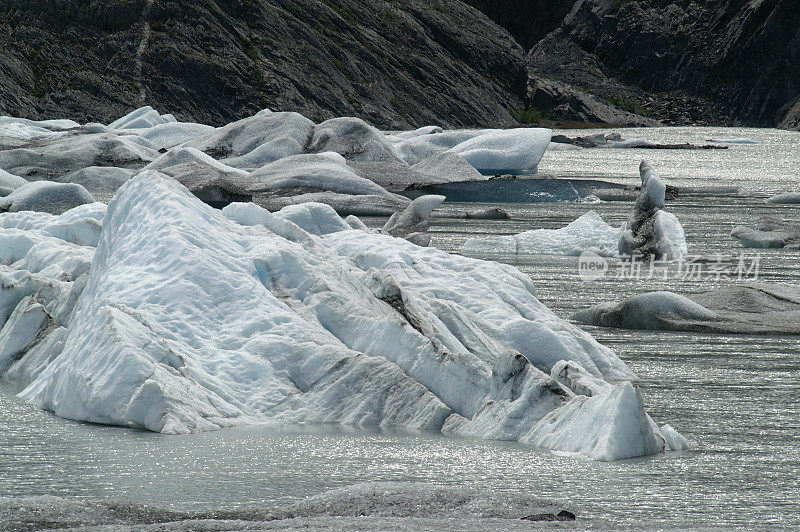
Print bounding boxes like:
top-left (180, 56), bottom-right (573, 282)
top-left (2, 127), bottom-right (799, 529)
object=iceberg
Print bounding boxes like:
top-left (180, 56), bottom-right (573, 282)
top-left (380, 195), bottom-right (445, 247)
top-left (0, 181), bottom-right (96, 215)
top-left (0, 172), bottom-right (681, 460)
top-left (731, 216), bottom-right (800, 248)
top-left (133, 121), bottom-right (216, 151)
top-left (0, 132), bottom-right (159, 180)
top-left (767, 191), bottom-right (800, 204)
top-left (449, 128), bottom-right (552, 175)
top-left (391, 130), bottom-right (483, 166)
top-left (108, 106), bottom-right (177, 130)
top-left (462, 211), bottom-right (622, 256)
top-left (143, 147), bottom-right (253, 207)
top-left (618, 161), bottom-right (687, 260)
top-left (308, 117), bottom-right (431, 190)
top-left (246, 152), bottom-right (411, 215)
top-left (186, 111), bottom-right (313, 170)
top-left (0, 169), bottom-right (28, 196)
top-left (573, 284), bottom-right (800, 334)
top-left (410, 152), bottom-right (487, 185)
top-left (56, 166), bottom-right (134, 197)
top-left (0, 107), bottom-right (556, 214)
top-left (248, 151), bottom-right (401, 197)
top-left (706, 137), bottom-right (756, 144)
top-left (390, 128), bottom-right (552, 176)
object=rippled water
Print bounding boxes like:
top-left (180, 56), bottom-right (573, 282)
top-left (2, 127), bottom-right (800, 529)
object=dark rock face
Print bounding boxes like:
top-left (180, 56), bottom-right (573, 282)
top-left (529, 0), bottom-right (800, 128)
top-left (461, 0), bottom-right (574, 49)
top-left (0, 0), bottom-right (527, 129)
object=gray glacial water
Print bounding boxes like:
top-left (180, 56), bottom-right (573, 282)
top-left (2, 127), bottom-right (799, 529)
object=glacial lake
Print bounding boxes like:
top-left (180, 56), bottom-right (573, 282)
top-left (2, 127), bottom-right (799, 528)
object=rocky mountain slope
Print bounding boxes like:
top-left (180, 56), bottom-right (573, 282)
top-left (2, 0), bottom-right (799, 129)
top-left (461, 0), bottom-right (574, 49)
top-left (527, 0), bottom-right (800, 127)
top-left (0, 0), bottom-right (527, 129)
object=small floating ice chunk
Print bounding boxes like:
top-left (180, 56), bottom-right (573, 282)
top-left (706, 137), bottom-right (756, 144)
top-left (618, 161), bottom-right (687, 260)
top-left (573, 283), bottom-right (800, 334)
top-left (572, 291), bottom-right (718, 330)
top-left (607, 138), bottom-right (660, 148)
top-left (731, 216), bottom-right (800, 248)
top-left (523, 382), bottom-right (666, 461)
top-left (381, 195), bottom-right (445, 246)
top-left (461, 211), bottom-right (622, 256)
top-left (766, 192), bottom-right (800, 204)
top-left (660, 423), bottom-right (689, 451)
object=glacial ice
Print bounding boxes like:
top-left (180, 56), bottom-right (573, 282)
top-left (0, 172), bottom-right (682, 460)
top-left (572, 292), bottom-right (719, 330)
top-left (133, 121), bottom-right (216, 150)
top-left (108, 106), bottom-right (177, 130)
top-left (707, 137), bottom-right (756, 144)
top-left (222, 201), bottom-right (352, 237)
top-left (0, 181), bottom-right (96, 215)
top-left (607, 139), bottom-right (661, 148)
top-left (731, 216), bottom-right (800, 248)
top-left (461, 211), bottom-right (622, 256)
top-left (391, 130), bottom-right (483, 166)
top-left (249, 152), bottom-right (396, 197)
top-left (0, 131), bottom-right (159, 180)
top-left (308, 117), bottom-right (430, 190)
top-left (618, 161), bottom-right (687, 260)
top-left (0, 107), bottom-right (555, 215)
top-left (573, 284), bottom-right (800, 334)
top-left (381, 195), bottom-right (446, 246)
top-left (450, 128), bottom-right (552, 175)
top-left (1, 484), bottom-right (574, 529)
top-left (0, 168), bottom-right (27, 195)
top-left (410, 152), bottom-right (487, 185)
top-left (56, 166), bottom-right (134, 197)
top-left (246, 152), bottom-right (411, 215)
top-left (766, 191), bottom-right (800, 204)
top-left (187, 111), bottom-right (314, 170)
top-left (390, 128), bottom-right (552, 176)
top-left (143, 147), bottom-right (253, 206)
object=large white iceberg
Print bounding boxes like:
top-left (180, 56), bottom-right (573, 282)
top-left (391, 128), bottom-right (552, 175)
top-left (449, 128), bottom-right (552, 175)
top-left (0, 172), bottom-right (683, 460)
